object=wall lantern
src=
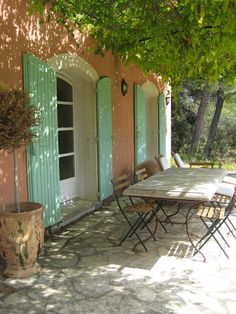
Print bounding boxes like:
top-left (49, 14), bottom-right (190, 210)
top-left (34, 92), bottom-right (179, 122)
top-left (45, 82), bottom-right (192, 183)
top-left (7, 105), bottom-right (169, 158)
top-left (165, 90), bottom-right (171, 105)
top-left (121, 79), bottom-right (128, 96)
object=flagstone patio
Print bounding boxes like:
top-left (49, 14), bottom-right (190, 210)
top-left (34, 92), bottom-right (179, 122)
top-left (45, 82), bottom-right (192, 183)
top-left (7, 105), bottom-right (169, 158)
top-left (0, 199), bottom-right (236, 314)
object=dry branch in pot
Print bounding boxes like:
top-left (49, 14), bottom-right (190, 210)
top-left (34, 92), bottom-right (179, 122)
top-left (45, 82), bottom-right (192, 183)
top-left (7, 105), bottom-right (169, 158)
top-left (0, 89), bottom-right (39, 212)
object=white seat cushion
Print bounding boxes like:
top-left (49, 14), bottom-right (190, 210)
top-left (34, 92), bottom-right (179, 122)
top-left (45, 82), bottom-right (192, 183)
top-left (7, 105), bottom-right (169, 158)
top-left (223, 175), bottom-right (236, 185)
top-left (159, 157), bottom-right (170, 171)
top-left (216, 183), bottom-right (235, 197)
top-left (174, 153), bottom-right (188, 168)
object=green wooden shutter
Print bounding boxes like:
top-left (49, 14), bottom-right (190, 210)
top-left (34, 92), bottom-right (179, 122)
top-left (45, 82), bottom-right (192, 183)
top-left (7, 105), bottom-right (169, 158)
top-left (23, 54), bottom-right (60, 228)
top-left (158, 93), bottom-right (166, 156)
top-left (96, 77), bottom-right (113, 200)
top-left (134, 84), bottom-right (146, 165)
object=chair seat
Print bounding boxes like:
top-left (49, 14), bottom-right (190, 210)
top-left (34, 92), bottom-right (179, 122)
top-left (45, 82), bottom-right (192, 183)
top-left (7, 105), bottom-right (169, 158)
top-left (197, 204), bottom-right (225, 220)
top-left (128, 202), bottom-right (154, 214)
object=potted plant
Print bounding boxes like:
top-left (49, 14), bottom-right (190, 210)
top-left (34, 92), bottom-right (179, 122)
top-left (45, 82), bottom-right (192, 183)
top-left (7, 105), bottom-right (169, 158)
top-left (0, 87), bottom-right (44, 278)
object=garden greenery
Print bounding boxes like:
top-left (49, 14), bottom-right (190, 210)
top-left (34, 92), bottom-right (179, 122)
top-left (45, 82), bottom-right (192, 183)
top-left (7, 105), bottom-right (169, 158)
top-left (30, 0), bottom-right (236, 84)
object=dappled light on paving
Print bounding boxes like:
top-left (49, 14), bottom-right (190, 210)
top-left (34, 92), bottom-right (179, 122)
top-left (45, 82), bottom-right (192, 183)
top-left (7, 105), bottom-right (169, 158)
top-left (1, 199), bottom-right (236, 313)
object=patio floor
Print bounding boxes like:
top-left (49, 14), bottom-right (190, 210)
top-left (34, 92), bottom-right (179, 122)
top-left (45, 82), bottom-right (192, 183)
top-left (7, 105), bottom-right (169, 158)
top-left (0, 199), bottom-right (236, 314)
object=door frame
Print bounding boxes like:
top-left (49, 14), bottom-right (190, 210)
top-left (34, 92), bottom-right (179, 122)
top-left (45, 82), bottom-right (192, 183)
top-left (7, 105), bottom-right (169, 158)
top-left (48, 53), bottom-right (99, 201)
top-left (57, 73), bottom-right (79, 202)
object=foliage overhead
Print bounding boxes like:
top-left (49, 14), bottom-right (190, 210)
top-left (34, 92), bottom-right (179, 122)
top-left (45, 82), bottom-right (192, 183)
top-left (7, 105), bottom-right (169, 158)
top-left (0, 90), bottom-right (39, 151)
top-left (30, 0), bottom-right (236, 84)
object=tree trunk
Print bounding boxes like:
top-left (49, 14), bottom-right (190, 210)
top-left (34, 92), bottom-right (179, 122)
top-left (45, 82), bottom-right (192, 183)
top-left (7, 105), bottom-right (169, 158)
top-left (13, 147), bottom-right (20, 212)
top-left (204, 85), bottom-right (224, 158)
top-left (190, 82), bottom-right (210, 154)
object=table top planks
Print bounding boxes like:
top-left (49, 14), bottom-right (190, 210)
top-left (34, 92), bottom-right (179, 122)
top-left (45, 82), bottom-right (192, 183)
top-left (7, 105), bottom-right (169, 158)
top-left (123, 168), bottom-right (226, 202)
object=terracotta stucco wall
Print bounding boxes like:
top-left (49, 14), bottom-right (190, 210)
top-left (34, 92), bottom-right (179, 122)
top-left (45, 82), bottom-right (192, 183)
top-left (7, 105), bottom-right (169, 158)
top-left (0, 0), bottom-right (163, 206)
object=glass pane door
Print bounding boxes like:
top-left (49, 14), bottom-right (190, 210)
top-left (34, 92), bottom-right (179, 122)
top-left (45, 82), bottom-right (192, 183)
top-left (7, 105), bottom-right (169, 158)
top-left (57, 77), bottom-right (76, 201)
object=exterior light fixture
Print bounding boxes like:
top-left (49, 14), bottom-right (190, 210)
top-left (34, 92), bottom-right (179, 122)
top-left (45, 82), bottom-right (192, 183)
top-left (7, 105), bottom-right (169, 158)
top-left (165, 90), bottom-right (171, 105)
top-left (121, 79), bottom-right (128, 96)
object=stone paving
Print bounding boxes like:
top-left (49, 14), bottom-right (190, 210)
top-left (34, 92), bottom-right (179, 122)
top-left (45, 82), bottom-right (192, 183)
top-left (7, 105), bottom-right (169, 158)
top-left (1, 199), bottom-right (236, 314)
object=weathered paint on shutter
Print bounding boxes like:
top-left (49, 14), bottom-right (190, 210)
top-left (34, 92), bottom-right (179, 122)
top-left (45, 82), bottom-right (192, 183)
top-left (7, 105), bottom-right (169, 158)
top-left (23, 54), bottom-right (61, 228)
top-left (96, 77), bottom-right (113, 200)
top-left (158, 93), bottom-right (166, 156)
top-left (134, 84), bottom-right (146, 165)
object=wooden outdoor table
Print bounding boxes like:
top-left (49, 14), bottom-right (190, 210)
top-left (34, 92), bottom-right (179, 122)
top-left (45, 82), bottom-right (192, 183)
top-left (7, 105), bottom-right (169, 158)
top-left (123, 167), bottom-right (227, 258)
top-left (123, 168), bottom-right (226, 202)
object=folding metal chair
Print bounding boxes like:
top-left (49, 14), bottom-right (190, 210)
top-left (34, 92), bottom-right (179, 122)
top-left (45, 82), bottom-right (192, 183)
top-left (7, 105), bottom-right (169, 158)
top-left (194, 189), bottom-right (236, 259)
top-left (135, 168), bottom-right (170, 231)
top-left (111, 174), bottom-right (158, 251)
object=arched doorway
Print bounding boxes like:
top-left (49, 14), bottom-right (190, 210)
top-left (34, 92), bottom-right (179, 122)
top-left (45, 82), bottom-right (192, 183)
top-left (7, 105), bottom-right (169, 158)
top-left (48, 53), bottom-right (99, 202)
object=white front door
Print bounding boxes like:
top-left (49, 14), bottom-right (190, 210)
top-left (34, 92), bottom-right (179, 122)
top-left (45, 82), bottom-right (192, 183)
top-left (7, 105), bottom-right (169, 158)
top-left (57, 76), bottom-right (78, 202)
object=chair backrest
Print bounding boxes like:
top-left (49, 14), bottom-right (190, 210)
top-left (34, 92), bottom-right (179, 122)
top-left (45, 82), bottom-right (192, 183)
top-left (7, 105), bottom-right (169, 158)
top-left (158, 156), bottom-right (170, 171)
top-left (111, 174), bottom-right (130, 198)
top-left (135, 168), bottom-right (148, 182)
top-left (173, 153), bottom-right (188, 168)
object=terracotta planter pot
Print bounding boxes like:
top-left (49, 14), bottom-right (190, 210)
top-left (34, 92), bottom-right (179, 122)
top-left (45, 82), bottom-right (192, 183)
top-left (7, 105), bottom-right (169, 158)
top-left (0, 202), bottom-right (44, 278)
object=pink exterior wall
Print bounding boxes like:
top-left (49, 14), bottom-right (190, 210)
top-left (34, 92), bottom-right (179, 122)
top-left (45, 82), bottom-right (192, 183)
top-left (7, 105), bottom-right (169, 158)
top-left (0, 0), bottom-right (163, 206)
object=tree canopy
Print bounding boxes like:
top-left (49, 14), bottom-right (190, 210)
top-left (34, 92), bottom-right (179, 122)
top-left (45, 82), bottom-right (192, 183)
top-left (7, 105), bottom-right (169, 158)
top-left (30, 0), bottom-right (236, 84)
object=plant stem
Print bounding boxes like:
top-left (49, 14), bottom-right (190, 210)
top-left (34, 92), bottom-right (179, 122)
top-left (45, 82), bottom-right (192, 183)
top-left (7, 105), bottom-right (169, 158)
top-left (13, 147), bottom-right (20, 212)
